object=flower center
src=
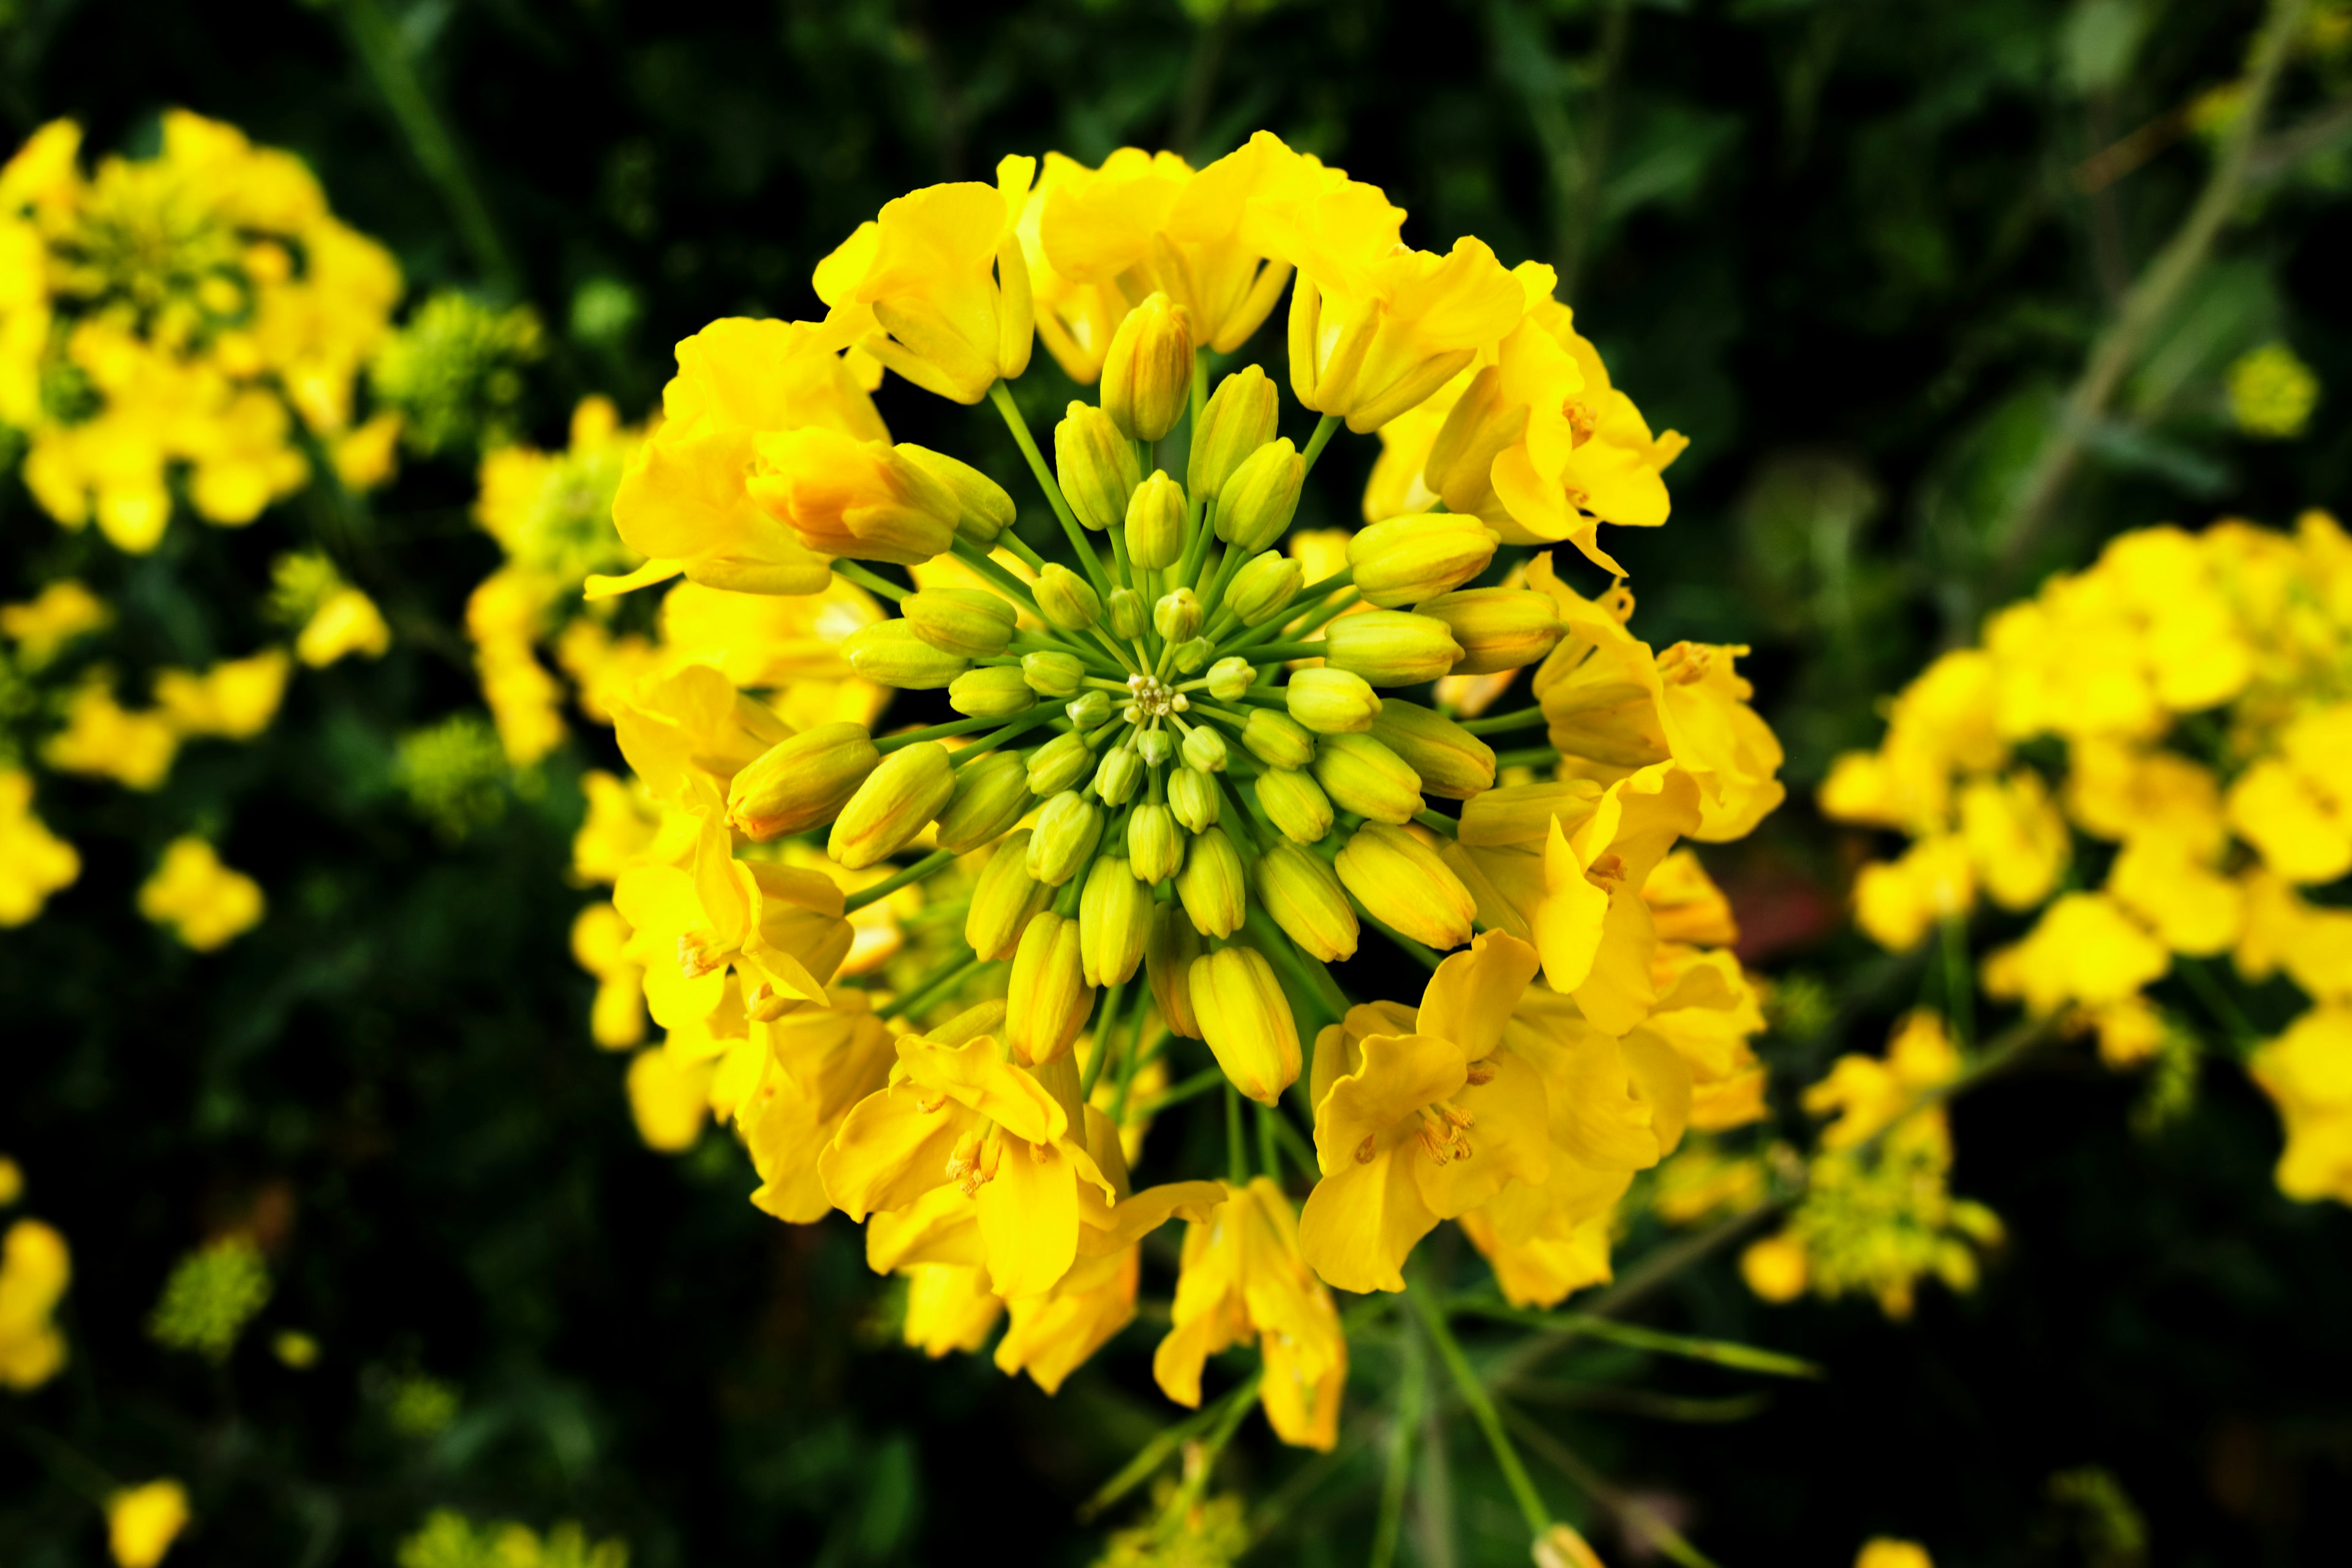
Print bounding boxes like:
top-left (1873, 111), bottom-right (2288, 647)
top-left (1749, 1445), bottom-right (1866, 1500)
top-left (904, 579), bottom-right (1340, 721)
top-left (1584, 852), bottom-right (1626, 891)
top-left (1124, 672), bottom-right (1186, 722)
top-left (1415, 1100), bottom-right (1476, 1164)
top-left (677, 930), bottom-right (727, 979)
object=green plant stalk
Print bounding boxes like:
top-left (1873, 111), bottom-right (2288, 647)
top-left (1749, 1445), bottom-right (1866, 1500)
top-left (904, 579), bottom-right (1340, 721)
top-left (875, 711), bottom-right (1038, 752)
top-left (989, 381), bottom-right (1117, 600)
top-left (1499, 1403), bottom-right (1720, 1568)
top-left (1226, 1084), bottom-right (1249, 1186)
top-left (830, 561), bottom-right (908, 601)
top-left (1406, 1286), bottom-right (1552, 1536)
top-left (1459, 706), bottom-right (1548, 736)
top-left (1300, 412), bottom-right (1343, 478)
top-left (843, 848), bottom-right (956, 913)
top-left (1080, 979), bottom-right (1128, 1099)
top-left (876, 953), bottom-right (987, 1021)
top-left (1369, 1321), bottom-right (1427, 1568)
top-left (1450, 1302), bottom-right (1822, 1379)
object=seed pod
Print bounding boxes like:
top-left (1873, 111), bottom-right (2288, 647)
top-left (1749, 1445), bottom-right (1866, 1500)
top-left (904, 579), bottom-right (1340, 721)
top-left (967, 831), bottom-right (1054, 959)
top-left (1348, 514), bottom-right (1501, 608)
top-left (726, 722), bottom-right (880, 841)
top-left (844, 621), bottom-right (968, 690)
top-left (948, 666), bottom-right (1037, 718)
top-left (1205, 657), bottom-right (1257, 701)
top-left (903, 588), bottom-right (1018, 658)
top-left (1079, 855), bottom-right (1153, 986)
top-left (1106, 586), bottom-right (1147, 639)
top-left (1128, 801), bottom-right (1185, 883)
top-left (1227, 552), bottom-right (1303, 628)
top-left (1370, 699), bottom-right (1496, 801)
top-left (1027, 790), bottom-right (1104, 887)
top-left (1241, 707), bottom-right (1317, 769)
top-left (1146, 903), bottom-right (1204, 1039)
top-left (1188, 946), bottom-right (1300, 1104)
top-left (1286, 667), bottom-right (1383, 736)
top-left (1188, 365), bottom-right (1280, 500)
top-left (1125, 471), bottom-right (1186, 570)
top-left (1417, 587), bottom-right (1563, 675)
top-left (1336, 821), bottom-right (1477, 950)
top-left (1101, 292), bottom-right (1194, 442)
top-left (895, 443), bottom-right (1016, 546)
top-left (1322, 611), bottom-right (1464, 687)
top-left (1181, 725), bottom-right (1229, 774)
top-left (1311, 731), bottom-right (1424, 824)
top-left (1006, 911), bottom-right (1092, 1066)
top-left (1027, 731), bottom-right (1095, 795)
top-left (934, 749), bottom-right (1033, 853)
top-left (1215, 438), bottom-right (1303, 554)
top-left (1255, 840), bottom-right (1360, 962)
top-left (1093, 746), bottom-right (1144, 807)
top-left (1169, 765), bottom-right (1222, 833)
top-left (1055, 402), bottom-right (1140, 532)
top-left (1253, 767), bottom-right (1335, 845)
top-left (1066, 689), bottom-right (1112, 728)
top-left (1153, 587), bottom-right (1204, 643)
top-left (827, 741), bottom-right (956, 869)
top-left (1022, 649), bottom-right (1086, 698)
top-left (1175, 824), bottom-right (1246, 938)
top-left (1035, 563), bottom-right (1103, 631)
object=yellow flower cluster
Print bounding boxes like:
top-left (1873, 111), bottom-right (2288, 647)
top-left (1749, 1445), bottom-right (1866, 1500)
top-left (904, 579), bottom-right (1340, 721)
top-left (1823, 515), bottom-right (2352, 1206)
top-left (105, 1479), bottom-right (190, 1568)
top-left (396, 1510), bottom-right (628, 1568)
top-left (0, 1163), bottom-right (71, 1390)
top-left (137, 837), bottom-right (265, 951)
top-left (557, 129), bottom-right (1781, 1450)
top-left (1, 113), bottom-right (401, 553)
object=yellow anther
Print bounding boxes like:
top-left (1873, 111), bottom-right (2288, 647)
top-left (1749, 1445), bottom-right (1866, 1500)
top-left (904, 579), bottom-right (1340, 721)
top-left (1585, 852), bottom-right (1626, 891)
top-left (676, 931), bottom-right (725, 979)
top-left (1354, 1133), bottom-right (1379, 1165)
top-left (1464, 1059), bottom-right (1498, 1087)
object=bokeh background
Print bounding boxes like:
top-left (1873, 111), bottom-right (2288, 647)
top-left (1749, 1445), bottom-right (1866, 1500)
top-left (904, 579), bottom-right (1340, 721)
top-left (4, 0), bottom-right (2350, 1563)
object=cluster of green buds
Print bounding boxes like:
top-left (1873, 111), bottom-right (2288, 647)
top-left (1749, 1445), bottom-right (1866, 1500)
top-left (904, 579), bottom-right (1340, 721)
top-left (723, 295), bottom-right (1571, 1099)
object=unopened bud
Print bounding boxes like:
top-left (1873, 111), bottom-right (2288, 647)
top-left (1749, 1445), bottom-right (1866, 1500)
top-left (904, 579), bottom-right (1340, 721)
top-left (1256, 840), bottom-right (1360, 962)
top-left (1417, 587), bottom-right (1562, 675)
top-left (1287, 667), bottom-right (1383, 735)
top-left (1182, 725), bottom-right (1229, 774)
top-left (1027, 790), bottom-right (1104, 886)
top-left (1169, 765), bottom-right (1222, 833)
top-left (967, 831), bottom-right (1053, 958)
top-left (1323, 610), bottom-right (1464, 687)
top-left (1027, 732), bottom-right (1095, 795)
top-left (894, 444), bottom-right (1016, 546)
top-left (1023, 649), bottom-right (1086, 698)
top-left (1187, 946), bottom-right (1300, 1104)
top-left (1125, 471), bottom-right (1186, 570)
top-left (1106, 586), bottom-right (1147, 639)
top-left (903, 588), bottom-right (1017, 658)
top-left (1370, 699), bottom-right (1496, 801)
top-left (1035, 564), bottom-right (1102, 630)
top-left (1136, 727), bottom-right (1175, 766)
top-left (1336, 821), bottom-right (1476, 949)
top-left (1093, 746), bottom-right (1144, 807)
top-left (1311, 732), bottom-right (1424, 824)
top-left (1532, 1523), bottom-right (1608, 1568)
top-left (1006, 911), bottom-right (1092, 1066)
top-left (1189, 365), bottom-right (1280, 500)
top-left (1079, 855), bottom-right (1153, 986)
top-left (1055, 402), bottom-right (1140, 532)
top-left (1228, 552), bottom-right (1303, 628)
top-left (1128, 801), bottom-right (1185, 883)
top-left (845, 621), bottom-right (969, 689)
top-left (1147, 903), bottom-right (1204, 1038)
top-left (1170, 636), bottom-right (1213, 673)
top-left (935, 749), bottom-right (1033, 853)
top-left (1066, 688), bottom-right (1112, 727)
top-left (726, 722), bottom-right (881, 840)
top-left (1153, 587), bottom-right (1204, 643)
top-left (1242, 707), bottom-right (1317, 769)
top-left (1175, 825), bottom-right (1246, 938)
top-left (948, 666), bottom-right (1037, 718)
top-left (1254, 767), bottom-right (1335, 844)
top-left (1216, 438), bottom-right (1303, 554)
top-left (1101, 292), bottom-right (1194, 442)
top-left (1348, 514), bottom-right (1501, 608)
top-left (1206, 657), bottom-right (1256, 701)
top-left (828, 741), bottom-right (956, 869)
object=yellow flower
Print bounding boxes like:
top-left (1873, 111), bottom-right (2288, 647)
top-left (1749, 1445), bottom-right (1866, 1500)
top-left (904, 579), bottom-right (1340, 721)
top-left (570, 902), bottom-right (646, 1049)
top-left (2248, 1005), bottom-right (2352, 1205)
top-left (899, 1263), bottom-right (1002, 1358)
top-left (2226, 341), bottom-right (2320, 440)
top-left (0, 579), bottom-right (110, 666)
top-left (0, 1216), bottom-right (71, 1389)
top-left (0, 769), bottom-right (80, 926)
top-left (571, 771), bottom-right (669, 885)
top-left (295, 586), bottom-right (391, 667)
top-left (2062, 737), bottom-right (2225, 853)
top-left (1982, 892), bottom-right (2169, 1015)
top-left (1739, 1234), bottom-right (1809, 1303)
top-left (137, 837), bottom-right (265, 950)
top-left (623, 1046), bottom-right (715, 1153)
top-left (2234, 870), bottom-right (2352, 1003)
top-left (738, 999), bottom-right (896, 1223)
top-left (153, 649), bottom-right (291, 740)
top-left (1955, 770), bottom-right (2067, 911)
top-left (2226, 704), bottom-right (2352, 884)
top-left (606, 663), bottom-right (793, 810)
top-left (1855, 1540), bottom-right (1934, 1568)
top-left (1851, 836), bottom-right (1973, 954)
top-left (1803, 1012), bottom-right (1961, 1152)
top-left (42, 677), bottom-right (179, 789)
top-left (746, 428), bottom-right (963, 565)
top-left (2105, 835), bottom-right (2244, 956)
top-left (106, 1479), bottom-right (190, 1568)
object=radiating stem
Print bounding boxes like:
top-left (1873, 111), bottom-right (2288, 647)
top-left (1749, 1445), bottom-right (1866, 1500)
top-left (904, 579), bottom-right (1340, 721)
top-left (1408, 1287), bottom-right (1552, 1537)
top-left (845, 848), bottom-right (956, 913)
top-left (1082, 979), bottom-right (1128, 1099)
top-left (1370, 1314), bottom-right (1427, 1568)
top-left (1225, 1085), bottom-right (1249, 1186)
top-left (831, 561), bottom-right (908, 601)
top-left (875, 712), bottom-right (1031, 752)
top-left (876, 953), bottom-right (987, 1020)
top-left (1300, 412), bottom-right (1343, 478)
top-left (1459, 707), bottom-right (1547, 736)
top-left (989, 381), bottom-right (1116, 599)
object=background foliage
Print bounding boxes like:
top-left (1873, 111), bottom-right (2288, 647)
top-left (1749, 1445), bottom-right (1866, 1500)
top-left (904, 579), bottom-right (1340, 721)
top-left (4, 0), bottom-right (2349, 1563)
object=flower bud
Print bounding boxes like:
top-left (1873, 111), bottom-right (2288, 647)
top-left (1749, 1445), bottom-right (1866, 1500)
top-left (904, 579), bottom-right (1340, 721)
top-left (1066, 688), bottom-right (1112, 727)
top-left (747, 429), bottom-right (959, 564)
top-left (1079, 855), bottom-right (1153, 986)
top-left (1093, 746), bottom-right (1144, 807)
top-left (967, 831), bottom-right (1053, 958)
top-left (1532, 1523), bottom-right (1608, 1568)
top-left (1215, 438), bottom-right (1303, 554)
top-left (1035, 563), bottom-right (1103, 630)
top-left (1287, 667), bottom-right (1383, 735)
top-left (1370, 699), bottom-right (1496, 801)
top-left (1227, 552), bottom-right (1303, 628)
top-left (1023, 649), bottom-right (1086, 698)
top-left (1106, 586), bottom-right (1147, 639)
top-left (1153, 587), bottom-right (1204, 643)
top-left (948, 666), bottom-right (1037, 718)
top-left (1006, 911), bottom-right (1092, 1066)
top-left (1101, 292), bottom-right (1194, 442)
top-left (1206, 657), bottom-right (1256, 701)
top-left (1187, 946), bottom-right (1300, 1104)
top-left (935, 749), bottom-right (1032, 853)
top-left (1170, 636), bottom-right (1213, 674)
top-left (1182, 724), bottom-right (1229, 774)
top-left (1417, 587), bottom-right (1562, 675)
top-left (1175, 825), bottom-right (1246, 938)
top-left (1188, 365), bottom-right (1280, 500)
top-left (1253, 767), bottom-right (1335, 845)
top-left (1242, 708), bottom-right (1317, 769)
top-left (1027, 731), bottom-right (1095, 795)
top-left (1348, 514), bottom-right (1501, 608)
top-left (844, 621), bottom-right (968, 690)
top-left (1255, 840), bottom-right (1359, 962)
top-left (1311, 732), bottom-right (1424, 824)
top-left (1055, 402), bottom-right (1141, 532)
top-left (894, 443), bottom-right (1016, 546)
top-left (903, 588), bottom-right (1017, 657)
top-left (1323, 611), bottom-right (1464, 687)
top-left (1027, 790), bottom-right (1104, 886)
top-left (726, 722), bottom-right (881, 840)
top-left (828, 741), bottom-right (956, 869)
top-left (1336, 821), bottom-right (1477, 949)
top-left (1136, 727), bottom-right (1175, 766)
top-left (1169, 765), bottom-right (1221, 833)
top-left (1125, 470), bottom-right (1186, 570)
top-left (1128, 801), bottom-right (1185, 883)
top-left (1147, 903), bottom-right (1204, 1038)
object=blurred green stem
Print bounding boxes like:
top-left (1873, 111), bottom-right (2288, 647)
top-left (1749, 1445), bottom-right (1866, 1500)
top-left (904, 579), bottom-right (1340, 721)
top-left (843, 849), bottom-right (954, 913)
top-left (1499, 1404), bottom-right (1721, 1568)
top-left (988, 382), bottom-right (1113, 598)
top-left (1368, 1319), bottom-right (1425, 1568)
top-left (1407, 1286), bottom-right (1552, 1536)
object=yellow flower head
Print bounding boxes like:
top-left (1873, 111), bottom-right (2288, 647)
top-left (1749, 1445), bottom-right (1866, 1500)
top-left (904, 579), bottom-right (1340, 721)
top-left (137, 837), bottom-right (265, 950)
top-left (1, 579), bottom-right (110, 666)
top-left (106, 1479), bottom-right (190, 1568)
top-left (0, 769), bottom-right (81, 927)
top-left (0, 1215), bottom-right (72, 1390)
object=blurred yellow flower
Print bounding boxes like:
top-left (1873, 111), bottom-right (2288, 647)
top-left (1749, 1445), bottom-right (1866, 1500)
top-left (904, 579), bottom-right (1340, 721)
top-left (137, 837), bottom-right (265, 950)
top-left (2248, 1005), bottom-right (2352, 1204)
top-left (0, 579), bottom-right (110, 666)
top-left (2226, 341), bottom-right (2320, 440)
top-left (43, 677), bottom-right (179, 789)
top-left (0, 769), bottom-right (80, 925)
top-left (153, 649), bottom-right (290, 740)
top-left (105, 1479), bottom-right (189, 1568)
top-left (0, 1215), bottom-right (71, 1389)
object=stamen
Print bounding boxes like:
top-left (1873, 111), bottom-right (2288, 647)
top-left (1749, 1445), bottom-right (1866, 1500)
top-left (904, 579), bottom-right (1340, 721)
top-left (677, 931), bottom-right (725, 979)
top-left (1354, 1133), bottom-right (1378, 1164)
top-left (1585, 852), bottom-right (1626, 891)
top-left (1464, 1059), bottom-right (1498, 1087)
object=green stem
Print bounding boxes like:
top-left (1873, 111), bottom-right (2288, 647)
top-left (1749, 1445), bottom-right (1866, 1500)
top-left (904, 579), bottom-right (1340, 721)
top-left (1243, 903), bottom-right (1349, 1023)
top-left (1413, 810), bottom-right (1460, 839)
top-left (953, 707), bottom-right (1061, 763)
top-left (1449, 1302), bottom-right (1821, 1379)
top-left (1254, 1099), bottom-right (1281, 1182)
top-left (876, 953), bottom-right (987, 1021)
top-left (1370, 1321), bottom-right (1425, 1568)
top-left (997, 530), bottom-right (1050, 573)
top-left (831, 561), bottom-right (908, 602)
top-left (989, 381), bottom-right (1115, 599)
top-left (1492, 746), bottom-right (1559, 771)
top-left (845, 848), bottom-right (956, 913)
top-left (1939, 913), bottom-right (1975, 1051)
top-left (1299, 413), bottom-right (1343, 478)
top-left (2177, 956), bottom-right (2261, 1055)
top-left (1295, 567), bottom-right (1354, 601)
top-left (875, 712), bottom-right (1031, 752)
top-left (1499, 1406), bottom-right (1720, 1568)
top-left (1082, 979), bottom-right (1128, 1099)
top-left (1225, 1084), bottom-right (1249, 1186)
top-left (1407, 1287), bottom-right (1552, 1536)
top-left (1459, 707), bottom-right (1547, 736)
top-left (1360, 910), bottom-right (1444, 972)
top-left (1249, 640), bottom-right (1326, 662)
top-left (952, 540), bottom-right (1049, 616)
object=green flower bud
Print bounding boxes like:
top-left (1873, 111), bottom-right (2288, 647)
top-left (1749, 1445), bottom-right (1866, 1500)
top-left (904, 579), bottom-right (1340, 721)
top-left (1286, 666), bottom-right (1383, 735)
top-left (1027, 790), bottom-right (1103, 886)
top-left (1242, 708), bottom-right (1317, 769)
top-left (1128, 801), bottom-right (1185, 883)
top-left (726, 722), bottom-right (880, 841)
top-left (1066, 688), bottom-right (1112, 727)
top-left (1188, 365), bottom-right (1280, 500)
top-left (1153, 587), bottom-right (1204, 643)
top-left (1055, 402), bottom-right (1140, 532)
top-left (903, 587), bottom-right (1017, 657)
top-left (1216, 438), bottom-right (1303, 554)
top-left (828, 741), bottom-right (956, 869)
top-left (1106, 586), bottom-right (1147, 639)
top-left (1227, 552), bottom-right (1303, 628)
top-left (1093, 746), bottom-right (1144, 807)
top-left (1027, 732), bottom-right (1095, 795)
top-left (895, 444), bottom-right (1016, 546)
top-left (948, 666), bottom-right (1037, 718)
top-left (1022, 649), bottom-right (1086, 698)
top-left (1175, 824), bottom-right (1246, 938)
top-left (1136, 727), bottom-right (1175, 767)
top-left (1255, 840), bottom-right (1360, 962)
top-left (1101, 292), bottom-right (1194, 442)
top-left (1335, 821), bottom-right (1476, 950)
top-left (967, 831), bottom-right (1053, 959)
top-left (1006, 911), bottom-right (1092, 1066)
top-left (1322, 610), bottom-right (1464, 687)
top-left (1169, 765), bottom-right (1221, 833)
top-left (1034, 563), bottom-right (1103, 630)
top-left (935, 748), bottom-right (1033, 853)
top-left (1370, 699), bottom-right (1496, 801)
top-left (843, 621), bottom-right (968, 690)
top-left (1348, 515), bottom-right (1501, 608)
top-left (1079, 855), bottom-right (1153, 986)
top-left (1147, 903), bottom-right (1204, 1039)
top-left (1417, 587), bottom-right (1563, 675)
top-left (1125, 470), bottom-right (1186, 570)
top-left (1170, 636), bottom-right (1213, 673)
top-left (1310, 731), bottom-right (1424, 824)
top-left (1187, 946), bottom-right (1299, 1104)
top-left (1180, 724), bottom-right (1229, 774)
top-left (1205, 657), bottom-right (1257, 701)
top-left (1253, 767), bottom-right (1335, 844)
